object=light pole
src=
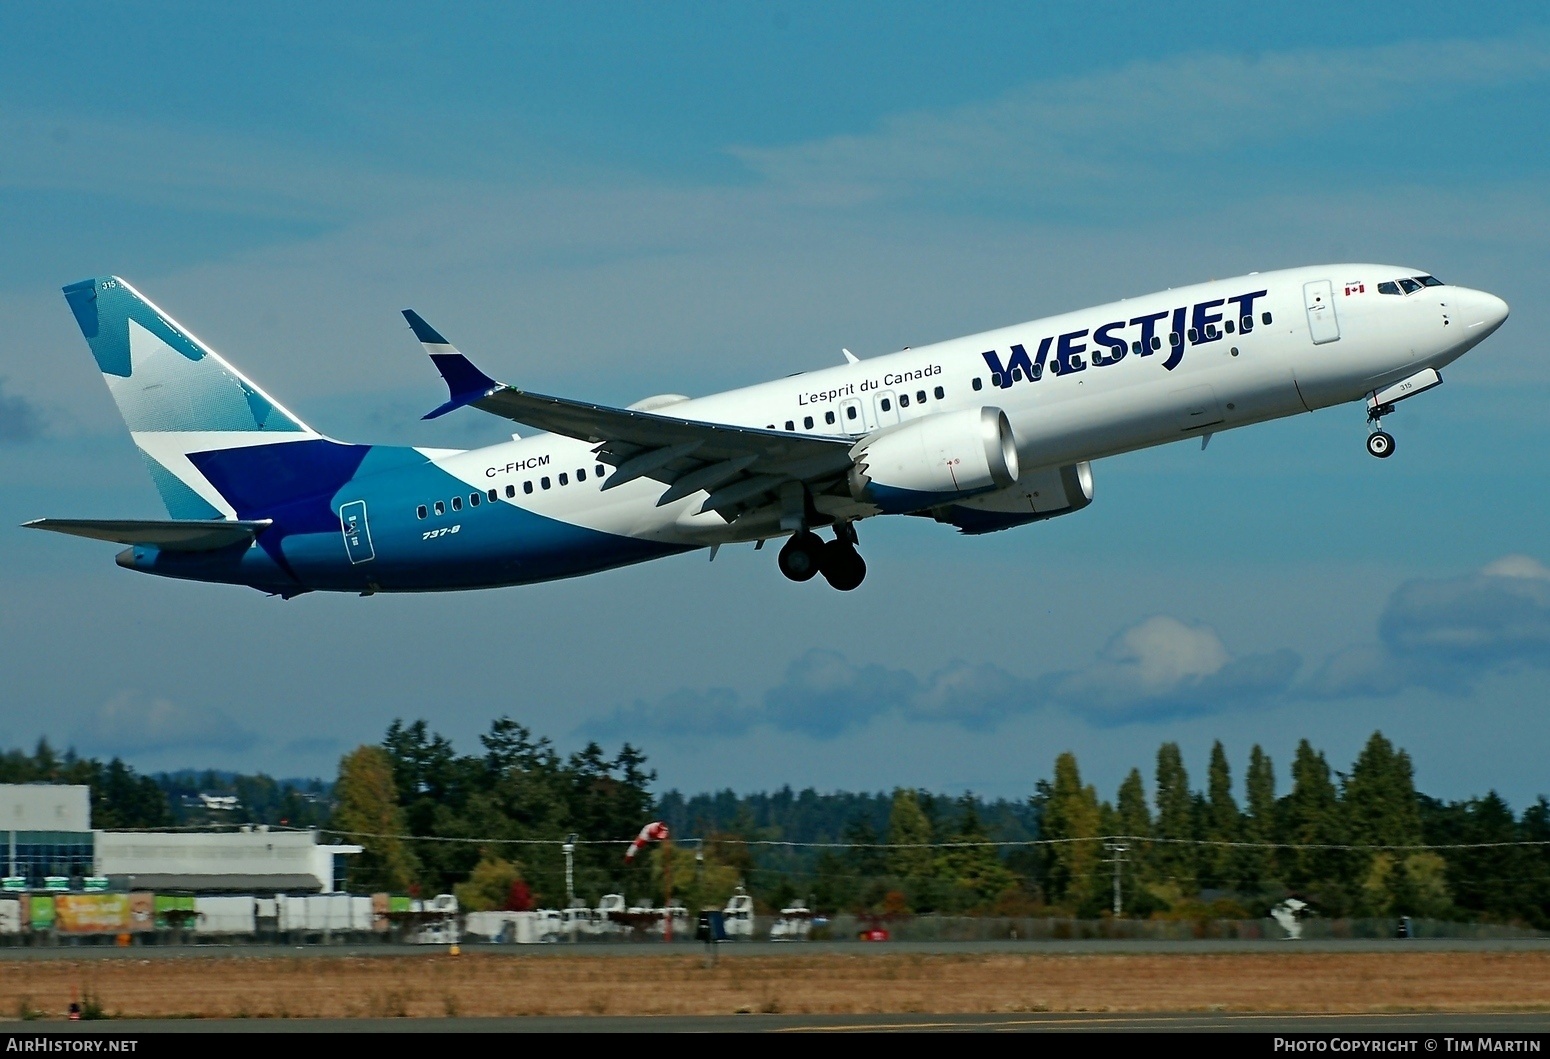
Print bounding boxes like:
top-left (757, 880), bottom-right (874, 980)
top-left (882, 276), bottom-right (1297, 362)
top-left (1104, 840), bottom-right (1129, 917)
top-left (563, 833), bottom-right (577, 907)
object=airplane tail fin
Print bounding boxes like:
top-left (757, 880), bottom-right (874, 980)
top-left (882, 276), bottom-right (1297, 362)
top-left (61, 276), bottom-right (322, 519)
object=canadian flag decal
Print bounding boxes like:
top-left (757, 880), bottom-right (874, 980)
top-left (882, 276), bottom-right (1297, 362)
top-left (1344, 282), bottom-right (1366, 296)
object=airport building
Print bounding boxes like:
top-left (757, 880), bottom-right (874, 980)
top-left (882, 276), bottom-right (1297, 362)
top-left (1, 784), bottom-right (358, 893)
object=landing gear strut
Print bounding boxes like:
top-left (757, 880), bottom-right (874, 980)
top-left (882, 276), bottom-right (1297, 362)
top-left (777, 525), bottom-right (866, 590)
top-left (1367, 403), bottom-right (1396, 459)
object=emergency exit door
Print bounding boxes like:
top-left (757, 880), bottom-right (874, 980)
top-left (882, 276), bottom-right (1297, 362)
top-left (339, 500), bottom-right (375, 564)
top-left (1303, 280), bottom-right (1341, 345)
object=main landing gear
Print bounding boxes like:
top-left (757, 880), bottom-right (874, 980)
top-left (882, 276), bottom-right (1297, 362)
top-left (778, 525), bottom-right (866, 591)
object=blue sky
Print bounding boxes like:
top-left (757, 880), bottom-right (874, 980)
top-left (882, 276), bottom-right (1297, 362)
top-left (2, 2), bottom-right (1548, 811)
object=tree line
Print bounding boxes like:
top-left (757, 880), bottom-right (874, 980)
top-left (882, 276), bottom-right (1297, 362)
top-left (6, 725), bottom-right (1549, 926)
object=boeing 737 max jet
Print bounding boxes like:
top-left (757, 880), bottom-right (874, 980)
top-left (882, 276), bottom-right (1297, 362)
top-left (26, 267), bottom-right (1508, 595)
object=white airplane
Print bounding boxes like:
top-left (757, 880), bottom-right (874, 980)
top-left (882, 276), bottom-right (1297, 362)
top-left (27, 266), bottom-right (1508, 596)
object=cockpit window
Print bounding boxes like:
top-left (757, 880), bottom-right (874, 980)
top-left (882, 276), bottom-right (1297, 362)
top-left (1377, 281), bottom-right (1400, 295)
top-left (1418, 275), bottom-right (1444, 287)
top-left (1398, 277), bottom-right (1422, 294)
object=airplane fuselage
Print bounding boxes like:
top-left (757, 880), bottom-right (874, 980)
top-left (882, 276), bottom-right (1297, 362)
top-left (73, 263), bottom-right (1510, 595)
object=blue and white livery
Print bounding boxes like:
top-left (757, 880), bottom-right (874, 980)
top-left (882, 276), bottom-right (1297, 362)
top-left (27, 268), bottom-right (1509, 595)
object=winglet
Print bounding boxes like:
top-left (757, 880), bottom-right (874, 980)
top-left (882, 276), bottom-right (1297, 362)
top-left (403, 310), bottom-right (501, 420)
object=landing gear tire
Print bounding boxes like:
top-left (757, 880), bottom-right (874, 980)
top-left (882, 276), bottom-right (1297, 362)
top-left (1366, 430), bottom-right (1395, 459)
top-left (819, 539), bottom-right (866, 591)
top-left (778, 531), bottom-right (824, 582)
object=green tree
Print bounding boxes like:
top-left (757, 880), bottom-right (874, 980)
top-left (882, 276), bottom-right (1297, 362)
top-left (1042, 752), bottom-right (1102, 911)
top-left (1243, 745), bottom-right (1278, 890)
top-left (885, 788), bottom-right (935, 880)
top-left (454, 854), bottom-right (526, 911)
top-left (1343, 731), bottom-right (1427, 915)
top-left (1153, 742), bottom-right (1196, 891)
top-left (333, 745), bottom-right (419, 892)
top-left (1113, 768), bottom-right (1153, 914)
top-left (934, 796), bottom-right (1018, 909)
top-left (1203, 742), bottom-right (1241, 890)
top-left (1280, 739), bottom-right (1349, 911)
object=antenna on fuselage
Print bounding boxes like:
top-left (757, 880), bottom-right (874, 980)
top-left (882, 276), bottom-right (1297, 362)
top-left (841, 348), bottom-right (859, 364)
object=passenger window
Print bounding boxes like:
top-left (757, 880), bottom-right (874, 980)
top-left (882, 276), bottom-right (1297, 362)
top-left (1241, 315), bottom-right (1253, 331)
top-left (934, 386), bottom-right (945, 400)
top-left (559, 472), bottom-right (569, 486)
top-left (899, 394), bottom-right (910, 407)
top-left (825, 411), bottom-right (835, 425)
top-left (1187, 327), bottom-right (1198, 343)
top-left (1011, 367), bottom-right (1023, 382)
top-left (916, 390), bottom-right (927, 404)
top-left (541, 477), bottom-right (551, 490)
top-left (1261, 312), bottom-right (1272, 325)
top-left (1030, 364), bottom-right (1043, 380)
top-left (523, 481), bottom-right (534, 495)
top-left (434, 501), bottom-right (445, 515)
top-left (1132, 341), bottom-right (1142, 355)
top-left (990, 373), bottom-right (1002, 387)
top-left (469, 492), bottom-right (479, 506)
top-left (972, 377), bottom-right (983, 391)
top-left (451, 496), bottom-right (462, 511)
top-left (803, 415), bottom-right (813, 429)
top-left (1151, 336), bottom-right (1162, 350)
top-left (505, 485), bottom-right (515, 498)
top-left (488, 489), bottom-right (497, 502)
top-left (785, 420), bottom-right (794, 431)
top-left (1224, 320), bottom-right (1234, 334)
top-left (880, 398), bottom-right (892, 411)
top-left (846, 405), bottom-right (858, 420)
top-left (577, 468), bottom-right (586, 482)
top-left (1169, 332), bottom-right (1182, 347)
top-left (596, 464), bottom-right (606, 477)
top-left (416, 505), bottom-right (427, 520)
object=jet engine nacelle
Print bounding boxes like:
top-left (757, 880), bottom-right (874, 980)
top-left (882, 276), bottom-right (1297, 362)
top-left (933, 461), bottom-right (1094, 534)
top-left (849, 407), bottom-right (1019, 514)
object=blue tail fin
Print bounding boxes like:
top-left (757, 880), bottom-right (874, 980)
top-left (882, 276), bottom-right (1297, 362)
top-left (62, 277), bottom-right (322, 518)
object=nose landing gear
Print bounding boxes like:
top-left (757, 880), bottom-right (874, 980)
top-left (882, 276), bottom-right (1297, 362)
top-left (1366, 428), bottom-right (1395, 459)
top-left (777, 524), bottom-right (866, 590)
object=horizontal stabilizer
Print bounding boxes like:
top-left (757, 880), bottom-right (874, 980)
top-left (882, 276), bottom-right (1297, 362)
top-left (24, 517), bottom-right (271, 552)
top-left (402, 309), bottom-right (499, 419)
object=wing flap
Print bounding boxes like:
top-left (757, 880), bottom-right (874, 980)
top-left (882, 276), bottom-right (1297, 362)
top-left (24, 518), bottom-right (272, 552)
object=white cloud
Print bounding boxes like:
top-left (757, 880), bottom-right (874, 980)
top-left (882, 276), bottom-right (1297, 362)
top-left (1306, 554), bottom-right (1550, 697)
top-left (1044, 616), bottom-right (1300, 725)
top-left (730, 37), bottom-right (1550, 203)
top-left (77, 691), bottom-right (257, 757)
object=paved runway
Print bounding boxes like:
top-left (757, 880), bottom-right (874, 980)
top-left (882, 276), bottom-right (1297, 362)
top-left (0, 937), bottom-right (1546, 959)
top-left (13, 1011), bottom-right (1550, 1032)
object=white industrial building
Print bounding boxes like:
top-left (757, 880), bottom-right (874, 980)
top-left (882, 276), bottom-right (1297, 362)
top-left (1, 784), bottom-right (358, 893)
top-left (95, 827), bottom-right (361, 893)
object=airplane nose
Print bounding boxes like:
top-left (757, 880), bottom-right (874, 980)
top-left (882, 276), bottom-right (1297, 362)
top-left (1482, 292), bottom-right (1510, 329)
top-left (1463, 289), bottom-right (1509, 333)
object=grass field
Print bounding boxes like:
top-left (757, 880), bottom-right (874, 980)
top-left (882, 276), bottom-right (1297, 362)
top-left (4, 951), bottom-right (1550, 1020)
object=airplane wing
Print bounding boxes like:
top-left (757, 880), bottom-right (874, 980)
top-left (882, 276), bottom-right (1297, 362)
top-left (403, 310), bottom-right (856, 520)
top-left (24, 518), bottom-right (272, 552)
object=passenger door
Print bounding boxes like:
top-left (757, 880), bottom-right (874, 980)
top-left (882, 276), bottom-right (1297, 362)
top-left (1303, 280), bottom-right (1341, 345)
